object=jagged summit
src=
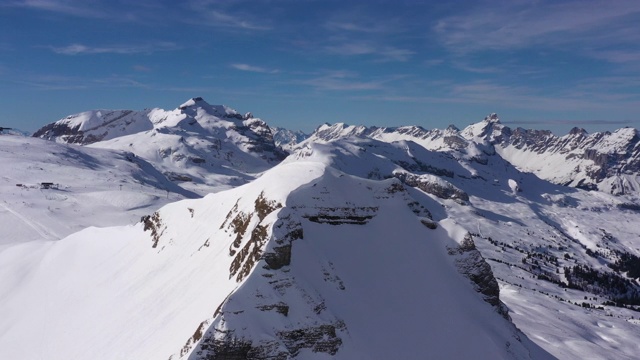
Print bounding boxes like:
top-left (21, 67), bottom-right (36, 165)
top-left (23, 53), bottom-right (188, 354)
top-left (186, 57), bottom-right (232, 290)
top-left (177, 97), bottom-right (249, 121)
top-left (179, 96), bottom-right (208, 108)
top-left (484, 113), bottom-right (501, 123)
top-left (569, 126), bottom-right (588, 136)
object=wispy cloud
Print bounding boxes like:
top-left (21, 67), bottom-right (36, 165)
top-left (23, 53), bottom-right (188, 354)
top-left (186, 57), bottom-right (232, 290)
top-left (451, 61), bottom-right (502, 74)
top-left (301, 70), bottom-right (403, 91)
top-left (324, 19), bottom-right (401, 34)
top-left (201, 10), bottom-right (270, 30)
top-left (186, 1), bottom-right (270, 31)
top-left (323, 8), bottom-right (407, 35)
top-left (16, 73), bottom-right (149, 90)
top-left (47, 42), bottom-right (179, 55)
top-left (445, 80), bottom-right (613, 111)
top-left (230, 63), bottom-right (279, 74)
top-left (92, 76), bottom-right (148, 88)
top-left (590, 50), bottom-right (640, 64)
top-left (8, 0), bottom-right (105, 18)
top-left (434, 0), bottom-right (640, 55)
top-left (325, 42), bottom-right (414, 62)
top-left (132, 65), bottom-right (152, 72)
top-left (353, 78), bottom-right (640, 117)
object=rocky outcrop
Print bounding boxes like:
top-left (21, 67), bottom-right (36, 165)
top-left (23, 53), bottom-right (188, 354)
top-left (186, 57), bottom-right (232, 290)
top-left (448, 233), bottom-right (509, 319)
top-left (141, 211), bottom-right (166, 248)
top-left (299, 206), bottom-right (378, 225)
top-left (220, 192), bottom-right (283, 282)
top-left (185, 322), bottom-right (344, 360)
top-left (393, 171), bottom-right (469, 203)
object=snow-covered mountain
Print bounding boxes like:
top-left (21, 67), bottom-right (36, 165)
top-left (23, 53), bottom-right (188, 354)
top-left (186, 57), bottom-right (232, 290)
top-left (33, 97), bottom-right (287, 195)
top-left (271, 126), bottom-right (309, 150)
top-left (304, 114), bottom-right (640, 196)
top-left (0, 138), bottom-right (554, 360)
top-left (4, 102), bottom-right (640, 359)
top-left (463, 114), bottom-right (640, 195)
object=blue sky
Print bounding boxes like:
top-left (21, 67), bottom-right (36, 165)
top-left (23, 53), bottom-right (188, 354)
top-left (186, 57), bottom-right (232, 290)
top-left (1, 0), bottom-right (640, 134)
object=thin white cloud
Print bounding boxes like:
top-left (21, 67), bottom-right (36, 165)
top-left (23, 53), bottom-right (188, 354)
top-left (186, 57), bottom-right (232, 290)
top-left (301, 71), bottom-right (405, 91)
top-left (451, 61), bottom-right (501, 74)
top-left (445, 81), bottom-right (612, 111)
top-left (16, 73), bottom-right (149, 90)
top-left (353, 77), bottom-right (640, 117)
top-left (434, 0), bottom-right (640, 54)
top-left (185, 1), bottom-right (270, 31)
top-left (132, 65), bottom-right (152, 72)
top-left (324, 20), bottom-right (400, 34)
top-left (323, 8), bottom-right (407, 35)
top-left (47, 42), bottom-right (179, 55)
top-left (230, 63), bottom-right (279, 74)
top-left (590, 50), bottom-right (640, 64)
top-left (325, 42), bottom-right (414, 62)
top-left (9, 0), bottom-right (105, 18)
top-left (92, 76), bottom-right (148, 88)
top-left (203, 10), bottom-right (270, 30)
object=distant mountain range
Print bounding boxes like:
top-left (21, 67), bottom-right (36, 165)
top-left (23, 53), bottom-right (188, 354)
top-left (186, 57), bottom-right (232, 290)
top-left (33, 97), bottom-right (287, 195)
top-left (302, 113), bottom-right (640, 196)
top-left (32, 98), bottom-right (640, 196)
top-left (2, 97), bottom-right (639, 359)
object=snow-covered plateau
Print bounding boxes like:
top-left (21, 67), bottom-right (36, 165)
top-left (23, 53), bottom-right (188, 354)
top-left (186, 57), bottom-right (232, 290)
top-left (2, 99), bottom-right (640, 359)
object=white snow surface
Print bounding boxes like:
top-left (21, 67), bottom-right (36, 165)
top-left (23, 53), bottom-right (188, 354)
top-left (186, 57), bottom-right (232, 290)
top-left (0, 150), bottom-right (551, 360)
top-left (0, 136), bottom-right (196, 245)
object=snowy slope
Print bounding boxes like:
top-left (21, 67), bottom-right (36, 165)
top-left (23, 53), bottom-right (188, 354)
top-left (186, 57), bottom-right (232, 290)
top-left (293, 137), bottom-right (640, 359)
top-left (0, 140), bottom-right (554, 360)
top-left (0, 135), bottom-right (196, 245)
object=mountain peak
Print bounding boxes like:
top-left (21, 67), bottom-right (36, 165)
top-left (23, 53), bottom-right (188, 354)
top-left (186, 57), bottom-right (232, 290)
top-left (484, 113), bottom-right (501, 124)
top-left (568, 126), bottom-right (588, 136)
top-left (178, 97), bottom-right (210, 110)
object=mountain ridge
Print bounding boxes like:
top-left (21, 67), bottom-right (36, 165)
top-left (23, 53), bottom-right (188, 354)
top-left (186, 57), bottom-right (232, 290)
top-left (301, 114), bottom-right (640, 196)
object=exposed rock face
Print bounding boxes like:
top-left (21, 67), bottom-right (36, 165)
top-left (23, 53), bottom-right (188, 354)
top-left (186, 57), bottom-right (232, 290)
top-left (185, 322), bottom-right (344, 360)
top-left (234, 118), bottom-right (288, 161)
top-left (182, 208), bottom-right (348, 360)
top-left (271, 127), bottom-right (309, 150)
top-left (141, 211), bottom-right (165, 248)
top-left (300, 206), bottom-right (378, 225)
top-left (393, 171), bottom-right (469, 203)
top-left (220, 192), bottom-right (283, 282)
top-left (263, 215), bottom-right (303, 270)
top-left (448, 233), bottom-right (510, 319)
